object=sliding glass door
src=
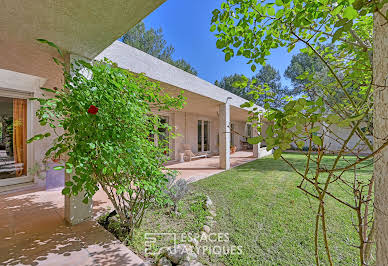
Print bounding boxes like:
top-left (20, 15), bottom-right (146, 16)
top-left (197, 120), bottom-right (210, 152)
top-left (0, 96), bottom-right (28, 182)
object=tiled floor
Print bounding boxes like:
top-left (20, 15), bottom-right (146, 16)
top-left (0, 188), bottom-right (144, 266)
top-left (0, 150), bottom-right (271, 265)
top-left (167, 150), bottom-right (269, 182)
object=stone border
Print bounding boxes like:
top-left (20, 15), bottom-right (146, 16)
top-left (155, 195), bottom-right (217, 266)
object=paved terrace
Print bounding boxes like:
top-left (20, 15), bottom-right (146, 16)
top-left (0, 150), bottom-right (272, 265)
top-left (166, 150), bottom-right (270, 182)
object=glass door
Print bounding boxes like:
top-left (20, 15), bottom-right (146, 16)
top-left (198, 120), bottom-right (210, 152)
top-left (0, 96), bottom-right (28, 185)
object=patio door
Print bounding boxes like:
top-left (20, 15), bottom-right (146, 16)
top-left (0, 96), bottom-right (31, 187)
top-left (198, 120), bottom-right (210, 152)
top-left (158, 116), bottom-right (170, 156)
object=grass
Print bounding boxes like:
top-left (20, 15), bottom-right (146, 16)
top-left (120, 153), bottom-right (373, 265)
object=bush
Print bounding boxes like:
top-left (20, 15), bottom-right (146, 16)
top-left (164, 174), bottom-right (189, 214)
top-left (30, 40), bottom-right (185, 237)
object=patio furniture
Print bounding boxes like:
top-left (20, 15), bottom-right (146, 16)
top-left (179, 153), bottom-right (184, 163)
top-left (183, 144), bottom-right (208, 161)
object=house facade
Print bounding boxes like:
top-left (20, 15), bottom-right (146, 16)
top-left (0, 2), bottom-right (264, 225)
top-left (0, 0), bottom-right (167, 224)
top-left (96, 41), bottom-right (264, 162)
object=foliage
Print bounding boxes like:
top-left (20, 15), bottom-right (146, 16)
top-left (122, 22), bottom-right (198, 75)
top-left (113, 191), bottom-right (209, 259)
top-left (30, 40), bottom-right (185, 237)
top-left (164, 174), bottom-right (189, 213)
top-left (284, 51), bottom-right (328, 99)
top-left (212, 0), bottom-right (388, 264)
top-left (215, 64), bottom-right (297, 108)
top-left (215, 73), bottom-right (248, 98)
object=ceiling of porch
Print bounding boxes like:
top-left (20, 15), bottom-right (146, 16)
top-left (0, 0), bottom-right (165, 58)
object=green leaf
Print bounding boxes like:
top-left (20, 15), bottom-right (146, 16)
top-left (310, 126), bottom-right (320, 133)
top-left (240, 102), bottom-right (252, 108)
top-left (251, 64), bottom-right (256, 72)
top-left (267, 7), bottom-right (275, 16)
top-left (82, 198), bottom-right (89, 204)
top-left (247, 136), bottom-right (263, 144)
top-left (296, 141), bottom-right (305, 149)
top-left (266, 126), bottom-right (274, 137)
top-left (312, 135), bottom-right (322, 146)
top-left (210, 24), bottom-right (217, 32)
top-left (225, 53), bottom-right (231, 62)
top-left (62, 187), bottom-right (71, 195)
top-left (66, 168), bottom-right (73, 174)
top-left (275, 0), bottom-right (283, 6)
top-left (273, 149), bottom-right (282, 160)
top-left (89, 143), bottom-right (96, 149)
top-left (36, 39), bottom-right (63, 57)
top-left (334, 18), bottom-right (348, 27)
top-left (332, 28), bottom-right (343, 42)
top-left (53, 165), bottom-right (64, 170)
top-left (216, 39), bottom-right (225, 49)
top-left (343, 6), bottom-right (358, 20)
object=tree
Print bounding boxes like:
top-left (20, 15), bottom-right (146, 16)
top-left (373, 4), bottom-right (388, 264)
top-left (122, 22), bottom-right (198, 75)
top-left (214, 73), bottom-right (248, 98)
top-left (215, 64), bottom-right (296, 108)
top-left (284, 52), bottom-right (327, 98)
top-left (212, 0), bottom-right (388, 264)
top-left (252, 64), bottom-right (292, 108)
top-left (30, 40), bottom-right (185, 238)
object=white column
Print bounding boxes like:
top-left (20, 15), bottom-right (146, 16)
top-left (252, 120), bottom-right (261, 158)
top-left (64, 173), bottom-right (93, 225)
top-left (64, 54), bottom-right (93, 225)
top-left (219, 98), bottom-right (231, 169)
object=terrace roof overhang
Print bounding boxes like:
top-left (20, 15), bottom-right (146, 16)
top-left (0, 0), bottom-right (166, 59)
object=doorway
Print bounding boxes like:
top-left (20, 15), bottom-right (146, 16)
top-left (0, 96), bottom-right (31, 186)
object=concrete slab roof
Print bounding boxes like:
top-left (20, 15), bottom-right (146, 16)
top-left (95, 41), bottom-right (265, 112)
top-left (0, 0), bottom-right (165, 58)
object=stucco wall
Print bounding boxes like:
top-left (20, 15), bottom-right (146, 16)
top-left (159, 110), bottom-right (249, 161)
top-left (231, 121), bottom-right (246, 150)
top-left (0, 39), bottom-right (64, 185)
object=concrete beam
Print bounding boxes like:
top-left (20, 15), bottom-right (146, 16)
top-left (219, 98), bottom-right (231, 169)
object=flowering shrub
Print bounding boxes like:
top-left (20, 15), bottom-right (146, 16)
top-left (30, 40), bottom-right (185, 236)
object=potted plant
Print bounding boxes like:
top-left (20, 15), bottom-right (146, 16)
top-left (230, 145), bottom-right (237, 153)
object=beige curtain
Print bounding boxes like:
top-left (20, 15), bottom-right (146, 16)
top-left (13, 99), bottom-right (27, 177)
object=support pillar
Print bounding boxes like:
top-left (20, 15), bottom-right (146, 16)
top-left (64, 54), bottom-right (93, 225)
top-left (64, 173), bottom-right (93, 225)
top-left (219, 98), bottom-right (231, 169)
top-left (252, 119), bottom-right (261, 158)
top-left (374, 4), bottom-right (388, 264)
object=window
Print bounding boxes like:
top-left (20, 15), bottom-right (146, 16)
top-left (0, 97), bottom-right (27, 179)
top-left (198, 120), bottom-right (210, 152)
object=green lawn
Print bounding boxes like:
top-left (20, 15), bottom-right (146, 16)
top-left (128, 153), bottom-right (373, 265)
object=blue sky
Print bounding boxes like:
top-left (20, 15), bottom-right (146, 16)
top-left (142, 0), bottom-right (301, 88)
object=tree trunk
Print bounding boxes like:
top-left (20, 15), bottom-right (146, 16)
top-left (373, 4), bottom-right (388, 265)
